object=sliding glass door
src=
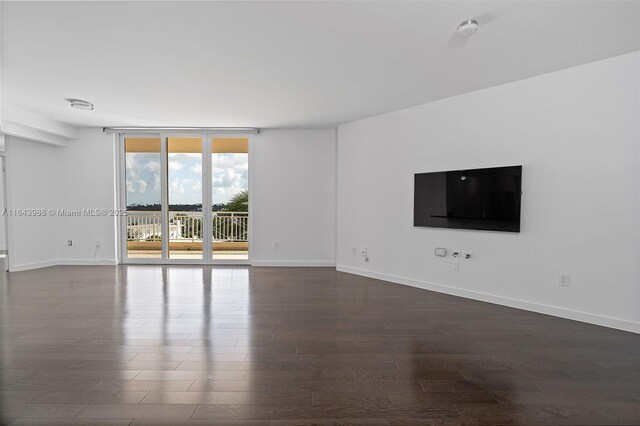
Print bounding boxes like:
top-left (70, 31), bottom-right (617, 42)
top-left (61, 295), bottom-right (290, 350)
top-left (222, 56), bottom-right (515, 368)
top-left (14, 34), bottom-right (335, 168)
top-left (123, 136), bottom-right (163, 260)
top-left (167, 137), bottom-right (204, 260)
top-left (211, 138), bottom-right (248, 261)
top-left (120, 133), bottom-right (250, 264)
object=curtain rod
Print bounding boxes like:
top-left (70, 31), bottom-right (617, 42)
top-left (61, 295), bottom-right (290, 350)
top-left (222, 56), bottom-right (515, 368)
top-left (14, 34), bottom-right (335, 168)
top-left (103, 127), bottom-right (261, 134)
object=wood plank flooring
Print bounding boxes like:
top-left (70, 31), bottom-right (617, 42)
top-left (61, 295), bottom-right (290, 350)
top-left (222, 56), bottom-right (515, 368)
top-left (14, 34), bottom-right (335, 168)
top-left (1, 265), bottom-right (640, 425)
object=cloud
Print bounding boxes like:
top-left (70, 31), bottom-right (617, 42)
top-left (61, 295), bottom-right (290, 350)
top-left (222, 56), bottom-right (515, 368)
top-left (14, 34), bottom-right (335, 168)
top-left (168, 176), bottom-right (202, 203)
top-left (168, 161), bottom-right (184, 172)
top-left (144, 161), bottom-right (160, 172)
top-left (168, 154), bottom-right (203, 205)
top-left (126, 179), bottom-right (147, 194)
top-left (212, 153), bottom-right (248, 204)
top-left (126, 152), bottom-right (248, 206)
top-left (126, 153), bottom-right (161, 205)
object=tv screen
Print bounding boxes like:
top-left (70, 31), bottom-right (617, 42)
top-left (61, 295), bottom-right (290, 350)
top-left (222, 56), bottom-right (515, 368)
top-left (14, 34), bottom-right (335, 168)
top-left (414, 165), bottom-right (522, 232)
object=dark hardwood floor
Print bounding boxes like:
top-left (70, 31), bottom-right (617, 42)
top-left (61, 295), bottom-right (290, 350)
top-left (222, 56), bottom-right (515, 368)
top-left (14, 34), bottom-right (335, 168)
top-left (1, 265), bottom-right (640, 425)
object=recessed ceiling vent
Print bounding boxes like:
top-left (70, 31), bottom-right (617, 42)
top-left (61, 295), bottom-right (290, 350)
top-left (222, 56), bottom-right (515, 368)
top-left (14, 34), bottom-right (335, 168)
top-left (67, 98), bottom-right (94, 110)
top-left (457, 19), bottom-right (479, 37)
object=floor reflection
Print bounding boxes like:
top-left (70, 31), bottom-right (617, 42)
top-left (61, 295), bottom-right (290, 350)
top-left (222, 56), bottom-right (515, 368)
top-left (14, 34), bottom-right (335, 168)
top-left (2, 265), bottom-right (639, 423)
top-left (120, 266), bottom-right (252, 397)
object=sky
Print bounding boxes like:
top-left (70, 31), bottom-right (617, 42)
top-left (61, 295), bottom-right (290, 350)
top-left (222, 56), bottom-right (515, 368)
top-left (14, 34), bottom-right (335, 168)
top-left (125, 153), bottom-right (248, 207)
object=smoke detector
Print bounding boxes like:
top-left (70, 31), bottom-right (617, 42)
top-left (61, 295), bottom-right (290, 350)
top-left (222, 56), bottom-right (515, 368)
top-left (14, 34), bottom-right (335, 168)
top-left (457, 19), bottom-right (479, 37)
top-left (67, 99), bottom-right (94, 110)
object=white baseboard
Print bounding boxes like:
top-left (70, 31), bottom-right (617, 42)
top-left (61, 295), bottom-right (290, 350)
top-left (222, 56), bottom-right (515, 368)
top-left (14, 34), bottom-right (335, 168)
top-left (10, 259), bottom-right (117, 272)
top-left (10, 259), bottom-right (59, 272)
top-left (336, 264), bottom-right (640, 334)
top-left (252, 260), bottom-right (336, 267)
top-left (57, 259), bottom-right (118, 266)
top-left (10, 259), bottom-right (331, 271)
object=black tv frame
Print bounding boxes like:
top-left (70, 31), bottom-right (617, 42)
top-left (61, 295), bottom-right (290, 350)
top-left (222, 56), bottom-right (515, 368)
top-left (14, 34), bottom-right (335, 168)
top-left (413, 165), bottom-right (522, 233)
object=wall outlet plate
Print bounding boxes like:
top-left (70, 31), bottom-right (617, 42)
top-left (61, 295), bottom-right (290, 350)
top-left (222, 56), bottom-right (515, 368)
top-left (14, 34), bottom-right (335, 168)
top-left (559, 273), bottom-right (570, 286)
top-left (435, 247), bottom-right (447, 257)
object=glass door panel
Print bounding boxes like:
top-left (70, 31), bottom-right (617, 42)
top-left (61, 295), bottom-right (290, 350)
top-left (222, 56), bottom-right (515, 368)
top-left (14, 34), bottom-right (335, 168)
top-left (124, 137), bottom-right (162, 259)
top-left (167, 137), bottom-right (204, 260)
top-left (211, 138), bottom-right (249, 261)
top-left (121, 134), bottom-right (250, 264)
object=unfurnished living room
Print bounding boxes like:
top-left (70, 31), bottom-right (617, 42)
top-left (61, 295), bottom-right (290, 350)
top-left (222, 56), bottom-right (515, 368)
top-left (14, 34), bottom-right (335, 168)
top-left (1, 1), bottom-right (640, 425)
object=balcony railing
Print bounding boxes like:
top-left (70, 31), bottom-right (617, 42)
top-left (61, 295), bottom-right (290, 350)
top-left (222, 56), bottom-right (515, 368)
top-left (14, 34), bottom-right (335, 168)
top-left (126, 211), bottom-right (248, 242)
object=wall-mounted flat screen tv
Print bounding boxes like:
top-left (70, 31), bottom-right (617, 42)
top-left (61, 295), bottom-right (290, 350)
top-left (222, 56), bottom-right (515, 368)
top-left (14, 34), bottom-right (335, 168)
top-left (414, 165), bottom-right (522, 232)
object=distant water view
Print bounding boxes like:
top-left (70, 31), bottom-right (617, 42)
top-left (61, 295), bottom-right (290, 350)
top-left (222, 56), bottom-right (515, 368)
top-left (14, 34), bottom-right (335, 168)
top-left (126, 203), bottom-right (230, 212)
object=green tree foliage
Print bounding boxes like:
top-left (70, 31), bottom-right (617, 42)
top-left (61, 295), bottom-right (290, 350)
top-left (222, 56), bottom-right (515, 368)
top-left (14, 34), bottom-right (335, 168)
top-left (212, 191), bottom-right (249, 241)
top-left (222, 190), bottom-right (248, 212)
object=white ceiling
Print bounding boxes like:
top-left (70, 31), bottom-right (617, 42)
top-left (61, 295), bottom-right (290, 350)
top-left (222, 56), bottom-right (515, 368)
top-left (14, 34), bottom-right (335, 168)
top-left (2, 1), bottom-right (640, 129)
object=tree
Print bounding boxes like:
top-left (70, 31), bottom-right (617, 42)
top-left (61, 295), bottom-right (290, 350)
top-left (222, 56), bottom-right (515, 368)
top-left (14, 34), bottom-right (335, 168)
top-left (222, 190), bottom-right (248, 212)
top-left (213, 190), bottom-right (248, 241)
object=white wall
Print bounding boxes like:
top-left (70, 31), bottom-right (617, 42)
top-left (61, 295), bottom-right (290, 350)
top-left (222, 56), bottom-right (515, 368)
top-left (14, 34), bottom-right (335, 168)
top-left (5, 136), bottom-right (67, 270)
top-left (337, 51), bottom-right (640, 333)
top-left (0, 157), bottom-right (6, 250)
top-left (5, 130), bottom-right (117, 270)
top-left (57, 129), bottom-right (117, 264)
top-left (5, 128), bottom-right (336, 269)
top-left (251, 129), bottom-right (336, 266)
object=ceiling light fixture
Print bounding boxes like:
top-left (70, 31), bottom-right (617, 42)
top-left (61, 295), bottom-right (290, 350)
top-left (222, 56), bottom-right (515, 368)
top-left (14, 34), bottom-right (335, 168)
top-left (67, 99), bottom-right (94, 110)
top-left (457, 19), bottom-right (479, 37)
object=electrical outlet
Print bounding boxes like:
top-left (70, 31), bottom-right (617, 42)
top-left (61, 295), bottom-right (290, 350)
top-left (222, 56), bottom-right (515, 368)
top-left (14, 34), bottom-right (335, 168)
top-left (435, 247), bottom-right (447, 257)
top-left (359, 247), bottom-right (367, 257)
top-left (352, 247), bottom-right (357, 255)
top-left (274, 242), bottom-right (280, 249)
top-left (464, 251), bottom-right (473, 260)
top-left (559, 273), bottom-right (570, 286)
top-left (67, 240), bottom-right (73, 247)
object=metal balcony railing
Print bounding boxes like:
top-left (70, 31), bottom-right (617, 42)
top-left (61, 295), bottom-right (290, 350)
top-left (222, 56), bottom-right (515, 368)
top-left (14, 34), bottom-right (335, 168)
top-left (126, 211), bottom-right (248, 242)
